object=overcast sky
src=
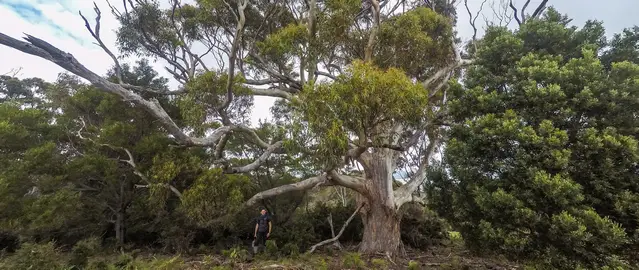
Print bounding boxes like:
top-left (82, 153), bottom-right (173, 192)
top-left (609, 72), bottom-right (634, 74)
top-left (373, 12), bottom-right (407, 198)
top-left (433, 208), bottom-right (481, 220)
top-left (1, 0), bottom-right (638, 126)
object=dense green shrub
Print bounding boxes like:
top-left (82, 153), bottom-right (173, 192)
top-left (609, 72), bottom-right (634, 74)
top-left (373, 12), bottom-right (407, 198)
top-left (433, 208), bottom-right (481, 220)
top-left (446, 8), bottom-right (639, 269)
top-left (342, 252), bottom-right (366, 269)
top-left (400, 205), bottom-right (449, 250)
top-left (69, 237), bottom-right (101, 268)
top-left (0, 242), bottom-right (65, 270)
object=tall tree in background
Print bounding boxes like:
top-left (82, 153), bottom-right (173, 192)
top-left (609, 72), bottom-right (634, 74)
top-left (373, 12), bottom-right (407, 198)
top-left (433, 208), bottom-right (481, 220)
top-left (0, 0), bottom-right (551, 255)
top-left (445, 8), bottom-right (638, 269)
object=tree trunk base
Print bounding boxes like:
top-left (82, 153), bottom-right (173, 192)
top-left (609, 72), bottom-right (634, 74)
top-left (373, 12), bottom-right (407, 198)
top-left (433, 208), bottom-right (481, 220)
top-left (358, 203), bottom-right (401, 256)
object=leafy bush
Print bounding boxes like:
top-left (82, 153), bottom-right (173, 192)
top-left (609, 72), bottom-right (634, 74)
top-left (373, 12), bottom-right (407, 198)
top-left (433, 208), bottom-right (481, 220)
top-left (407, 260), bottom-right (420, 270)
top-left (221, 246), bottom-right (249, 263)
top-left (69, 237), bottom-right (101, 268)
top-left (282, 242), bottom-right (300, 258)
top-left (265, 240), bottom-right (279, 257)
top-left (342, 252), bottom-right (366, 269)
top-left (371, 258), bottom-right (388, 269)
top-left (400, 205), bottom-right (449, 250)
top-left (0, 242), bottom-right (65, 270)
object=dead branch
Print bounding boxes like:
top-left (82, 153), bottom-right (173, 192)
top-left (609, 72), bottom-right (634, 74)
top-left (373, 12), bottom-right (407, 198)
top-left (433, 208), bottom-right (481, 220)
top-left (2, 67), bottom-right (22, 77)
top-left (510, 0), bottom-right (549, 25)
top-left (327, 213), bottom-right (343, 249)
top-left (308, 203), bottom-right (364, 253)
top-left (485, 0), bottom-right (514, 27)
top-left (79, 2), bottom-right (123, 84)
top-left (464, 0), bottom-right (488, 45)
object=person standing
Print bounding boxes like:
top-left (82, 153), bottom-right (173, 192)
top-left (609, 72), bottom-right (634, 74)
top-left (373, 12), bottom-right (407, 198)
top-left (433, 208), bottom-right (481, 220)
top-left (253, 208), bottom-right (271, 253)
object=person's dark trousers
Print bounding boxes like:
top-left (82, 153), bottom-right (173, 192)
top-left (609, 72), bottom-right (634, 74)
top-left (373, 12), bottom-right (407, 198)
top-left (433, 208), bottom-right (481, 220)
top-left (255, 231), bottom-right (268, 252)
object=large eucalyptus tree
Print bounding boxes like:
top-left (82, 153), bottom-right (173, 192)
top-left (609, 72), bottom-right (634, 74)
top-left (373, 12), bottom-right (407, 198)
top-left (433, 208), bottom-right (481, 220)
top-left (0, 0), bottom-right (548, 255)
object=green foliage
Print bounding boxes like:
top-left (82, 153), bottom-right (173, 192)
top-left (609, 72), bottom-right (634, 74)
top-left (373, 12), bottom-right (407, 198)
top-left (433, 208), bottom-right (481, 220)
top-left (265, 239), bottom-right (279, 257)
top-left (400, 205), bottom-right (449, 250)
top-left (342, 252), bottom-right (366, 269)
top-left (407, 260), bottom-right (420, 270)
top-left (0, 242), bottom-right (65, 270)
top-left (446, 8), bottom-right (639, 269)
top-left (177, 71), bottom-right (253, 135)
top-left (282, 242), bottom-right (300, 258)
top-left (221, 246), bottom-right (249, 263)
top-left (69, 237), bottom-right (101, 268)
top-left (376, 7), bottom-right (453, 79)
top-left (257, 23), bottom-right (309, 59)
top-left (370, 258), bottom-right (388, 269)
top-left (179, 168), bottom-right (251, 227)
top-left (298, 61), bottom-right (428, 166)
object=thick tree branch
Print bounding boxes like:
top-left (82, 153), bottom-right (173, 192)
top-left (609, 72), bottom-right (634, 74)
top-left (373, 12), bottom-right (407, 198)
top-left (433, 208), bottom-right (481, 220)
top-left (245, 174), bottom-right (330, 206)
top-left (226, 141), bottom-right (284, 173)
top-left (219, 0), bottom-right (248, 111)
top-left (509, 0), bottom-right (522, 25)
top-left (530, 0), bottom-right (549, 19)
top-left (121, 84), bottom-right (186, 95)
top-left (308, 203), bottom-right (364, 253)
top-left (314, 71), bottom-right (337, 81)
top-left (249, 87), bottom-right (293, 100)
top-left (364, 0), bottom-right (381, 62)
top-left (328, 171), bottom-right (367, 195)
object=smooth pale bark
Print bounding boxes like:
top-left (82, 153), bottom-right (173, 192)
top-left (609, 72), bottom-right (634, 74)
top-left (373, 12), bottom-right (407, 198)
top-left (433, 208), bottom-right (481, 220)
top-left (357, 149), bottom-right (402, 255)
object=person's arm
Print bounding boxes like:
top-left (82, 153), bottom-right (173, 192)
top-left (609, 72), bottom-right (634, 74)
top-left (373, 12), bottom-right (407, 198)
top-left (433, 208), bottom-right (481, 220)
top-left (254, 222), bottom-right (258, 238)
top-left (267, 220), bottom-right (272, 237)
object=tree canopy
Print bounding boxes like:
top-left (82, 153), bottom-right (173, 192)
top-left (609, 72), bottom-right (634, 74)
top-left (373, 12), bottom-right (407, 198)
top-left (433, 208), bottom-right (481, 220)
top-left (0, 0), bottom-right (638, 269)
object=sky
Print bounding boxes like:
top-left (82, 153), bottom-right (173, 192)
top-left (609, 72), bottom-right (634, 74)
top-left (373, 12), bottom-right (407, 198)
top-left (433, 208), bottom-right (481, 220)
top-left (1, 0), bottom-right (638, 127)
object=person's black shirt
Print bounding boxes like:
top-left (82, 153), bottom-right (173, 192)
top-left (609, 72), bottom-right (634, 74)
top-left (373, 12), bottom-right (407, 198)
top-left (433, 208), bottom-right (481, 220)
top-left (256, 214), bottom-right (270, 232)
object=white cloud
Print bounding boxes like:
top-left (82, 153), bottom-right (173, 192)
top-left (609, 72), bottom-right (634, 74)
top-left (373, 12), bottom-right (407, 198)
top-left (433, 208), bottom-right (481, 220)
top-left (0, 0), bottom-right (274, 126)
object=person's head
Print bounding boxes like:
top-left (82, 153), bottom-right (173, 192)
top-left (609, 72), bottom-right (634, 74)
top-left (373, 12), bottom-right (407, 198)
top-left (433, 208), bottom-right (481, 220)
top-left (260, 208), bottom-right (267, 216)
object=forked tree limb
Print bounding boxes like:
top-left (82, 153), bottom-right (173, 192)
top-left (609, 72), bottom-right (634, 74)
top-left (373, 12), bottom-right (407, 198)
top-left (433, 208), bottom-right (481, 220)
top-left (308, 203), bottom-right (364, 253)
